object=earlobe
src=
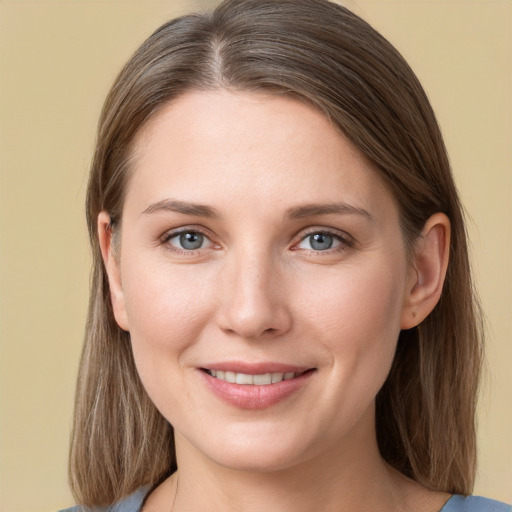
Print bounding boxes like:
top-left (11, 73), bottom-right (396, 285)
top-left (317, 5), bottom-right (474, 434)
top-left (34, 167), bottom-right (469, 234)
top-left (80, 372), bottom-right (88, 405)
top-left (401, 213), bottom-right (451, 330)
top-left (98, 211), bottom-right (130, 331)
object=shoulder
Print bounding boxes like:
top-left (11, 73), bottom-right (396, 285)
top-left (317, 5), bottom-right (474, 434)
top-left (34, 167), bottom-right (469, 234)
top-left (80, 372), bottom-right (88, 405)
top-left (442, 495), bottom-right (511, 512)
top-left (58, 486), bottom-right (150, 512)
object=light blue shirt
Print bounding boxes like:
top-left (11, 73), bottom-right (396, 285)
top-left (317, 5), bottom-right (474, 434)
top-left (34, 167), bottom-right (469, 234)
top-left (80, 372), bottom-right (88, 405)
top-left (60, 487), bottom-right (511, 512)
top-left (442, 495), bottom-right (511, 512)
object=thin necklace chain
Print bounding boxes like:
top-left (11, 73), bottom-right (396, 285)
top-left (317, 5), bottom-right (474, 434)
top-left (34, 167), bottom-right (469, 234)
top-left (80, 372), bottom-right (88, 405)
top-left (169, 475), bottom-right (179, 512)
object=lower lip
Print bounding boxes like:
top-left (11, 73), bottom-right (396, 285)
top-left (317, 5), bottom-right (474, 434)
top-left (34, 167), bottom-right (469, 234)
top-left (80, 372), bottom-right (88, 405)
top-left (200, 370), bottom-right (314, 410)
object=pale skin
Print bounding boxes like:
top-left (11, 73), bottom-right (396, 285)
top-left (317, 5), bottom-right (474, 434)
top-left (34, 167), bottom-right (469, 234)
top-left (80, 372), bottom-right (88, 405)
top-left (99, 90), bottom-right (451, 512)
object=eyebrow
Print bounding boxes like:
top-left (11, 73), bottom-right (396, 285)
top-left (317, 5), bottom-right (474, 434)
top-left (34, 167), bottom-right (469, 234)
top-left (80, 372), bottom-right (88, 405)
top-left (142, 199), bottom-right (220, 218)
top-left (141, 199), bottom-right (373, 222)
top-left (285, 203), bottom-right (374, 221)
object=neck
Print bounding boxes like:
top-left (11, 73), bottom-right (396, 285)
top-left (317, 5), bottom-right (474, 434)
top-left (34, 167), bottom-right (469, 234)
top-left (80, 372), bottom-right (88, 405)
top-left (163, 412), bottom-right (412, 512)
top-left (143, 406), bottom-right (450, 512)
top-left (173, 451), bottom-right (396, 512)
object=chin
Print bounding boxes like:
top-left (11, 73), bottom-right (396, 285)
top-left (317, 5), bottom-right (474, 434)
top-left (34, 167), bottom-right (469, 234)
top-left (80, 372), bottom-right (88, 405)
top-left (209, 444), bottom-right (307, 474)
top-left (177, 421), bottom-right (317, 474)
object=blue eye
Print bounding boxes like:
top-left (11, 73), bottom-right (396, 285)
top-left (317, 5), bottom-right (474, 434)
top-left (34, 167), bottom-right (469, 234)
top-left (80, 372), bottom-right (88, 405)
top-left (297, 232), bottom-right (343, 251)
top-left (167, 231), bottom-right (209, 250)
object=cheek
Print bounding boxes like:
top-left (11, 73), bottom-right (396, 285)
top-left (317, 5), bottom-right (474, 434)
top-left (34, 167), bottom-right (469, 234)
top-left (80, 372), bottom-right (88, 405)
top-left (119, 260), bottom-right (220, 417)
top-left (297, 258), bottom-right (406, 380)
top-left (293, 261), bottom-right (407, 436)
top-left (120, 258), bottom-right (216, 361)
top-left (302, 261), bottom-right (405, 334)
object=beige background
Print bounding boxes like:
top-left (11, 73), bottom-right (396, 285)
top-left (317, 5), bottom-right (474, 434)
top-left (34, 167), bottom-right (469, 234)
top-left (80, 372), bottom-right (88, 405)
top-left (0, 1), bottom-right (510, 510)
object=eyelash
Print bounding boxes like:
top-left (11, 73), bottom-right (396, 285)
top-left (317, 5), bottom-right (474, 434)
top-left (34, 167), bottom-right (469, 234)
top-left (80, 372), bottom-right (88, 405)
top-left (159, 227), bottom-right (354, 255)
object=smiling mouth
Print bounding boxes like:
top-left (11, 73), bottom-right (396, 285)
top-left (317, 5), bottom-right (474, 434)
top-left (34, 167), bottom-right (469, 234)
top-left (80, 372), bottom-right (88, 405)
top-left (200, 367), bottom-right (315, 409)
top-left (203, 369), bottom-right (310, 385)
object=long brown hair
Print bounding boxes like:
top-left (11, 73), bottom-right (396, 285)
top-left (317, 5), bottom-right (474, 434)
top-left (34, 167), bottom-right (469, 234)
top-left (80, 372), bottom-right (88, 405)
top-left (70, 0), bottom-right (483, 505)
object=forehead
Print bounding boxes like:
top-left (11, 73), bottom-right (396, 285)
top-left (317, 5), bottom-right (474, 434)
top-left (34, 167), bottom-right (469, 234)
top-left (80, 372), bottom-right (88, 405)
top-left (125, 90), bottom-right (396, 220)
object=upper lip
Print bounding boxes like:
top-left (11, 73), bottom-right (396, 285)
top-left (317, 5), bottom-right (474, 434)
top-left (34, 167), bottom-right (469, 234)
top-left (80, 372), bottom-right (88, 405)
top-left (200, 361), bottom-right (313, 374)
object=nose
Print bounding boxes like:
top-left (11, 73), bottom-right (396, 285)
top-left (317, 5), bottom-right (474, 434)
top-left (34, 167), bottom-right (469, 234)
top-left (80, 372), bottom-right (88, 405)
top-left (215, 250), bottom-right (293, 340)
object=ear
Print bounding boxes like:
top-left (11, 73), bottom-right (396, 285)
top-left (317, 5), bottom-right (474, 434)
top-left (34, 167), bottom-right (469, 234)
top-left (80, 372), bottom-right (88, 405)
top-left (98, 211), bottom-right (130, 331)
top-left (401, 213), bottom-right (451, 329)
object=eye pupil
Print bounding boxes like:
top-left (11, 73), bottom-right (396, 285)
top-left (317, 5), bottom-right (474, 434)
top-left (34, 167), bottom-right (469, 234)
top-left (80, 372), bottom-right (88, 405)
top-left (310, 233), bottom-right (333, 251)
top-left (180, 232), bottom-right (204, 250)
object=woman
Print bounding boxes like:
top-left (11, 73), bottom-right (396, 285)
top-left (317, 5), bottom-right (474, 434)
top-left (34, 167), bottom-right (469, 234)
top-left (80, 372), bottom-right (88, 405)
top-left (63, 1), bottom-right (510, 511)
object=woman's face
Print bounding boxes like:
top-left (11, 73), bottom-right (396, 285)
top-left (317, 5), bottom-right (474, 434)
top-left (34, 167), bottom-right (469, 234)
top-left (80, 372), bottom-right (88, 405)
top-left (104, 90), bottom-right (417, 472)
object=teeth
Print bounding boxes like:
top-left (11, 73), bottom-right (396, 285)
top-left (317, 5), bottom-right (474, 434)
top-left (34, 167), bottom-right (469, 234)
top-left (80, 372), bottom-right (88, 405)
top-left (236, 373), bottom-right (254, 385)
top-left (253, 373), bottom-right (272, 385)
top-left (208, 370), bottom-right (301, 385)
